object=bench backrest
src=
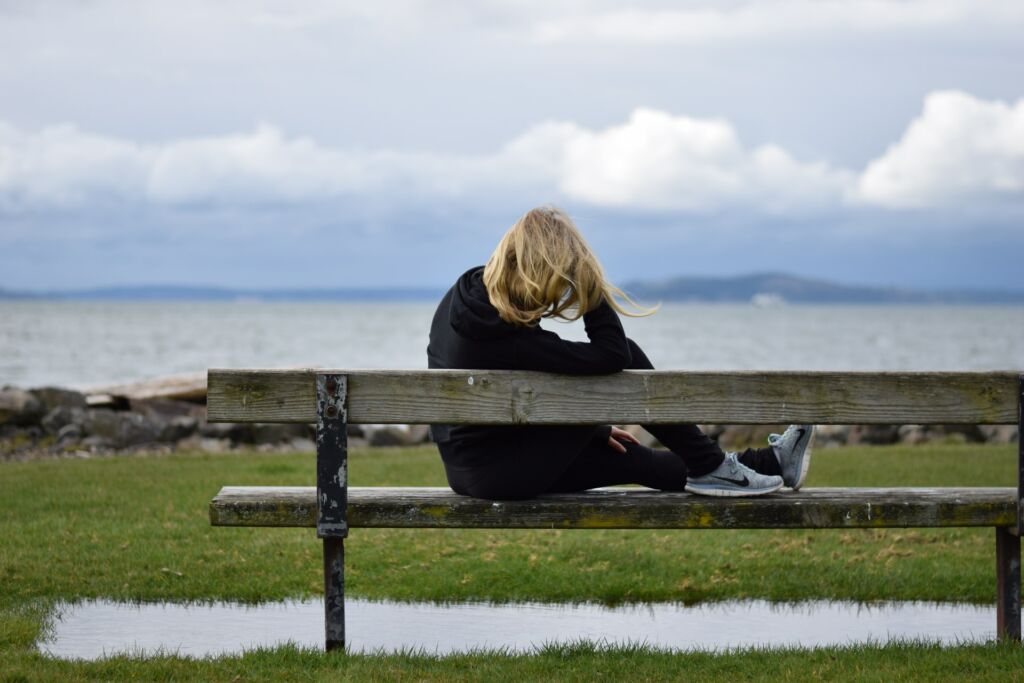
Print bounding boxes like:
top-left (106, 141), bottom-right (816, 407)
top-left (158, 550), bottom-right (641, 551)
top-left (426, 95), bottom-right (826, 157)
top-left (207, 369), bottom-right (1020, 425)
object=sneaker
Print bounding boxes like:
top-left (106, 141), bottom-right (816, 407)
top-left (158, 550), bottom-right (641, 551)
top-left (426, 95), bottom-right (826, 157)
top-left (685, 452), bottom-right (784, 497)
top-left (769, 424), bottom-right (815, 490)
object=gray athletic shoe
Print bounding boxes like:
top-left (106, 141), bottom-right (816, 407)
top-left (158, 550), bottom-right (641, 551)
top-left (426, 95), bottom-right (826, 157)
top-left (685, 452), bottom-right (784, 497)
top-left (769, 424), bottom-right (815, 490)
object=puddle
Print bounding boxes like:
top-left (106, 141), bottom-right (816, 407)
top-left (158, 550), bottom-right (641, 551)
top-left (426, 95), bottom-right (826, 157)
top-left (39, 598), bottom-right (995, 659)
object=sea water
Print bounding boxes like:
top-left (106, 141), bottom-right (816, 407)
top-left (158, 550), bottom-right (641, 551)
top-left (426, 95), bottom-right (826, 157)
top-left (3, 301), bottom-right (1023, 389)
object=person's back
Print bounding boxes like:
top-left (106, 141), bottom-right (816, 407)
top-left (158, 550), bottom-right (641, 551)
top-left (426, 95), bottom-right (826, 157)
top-left (427, 206), bottom-right (813, 501)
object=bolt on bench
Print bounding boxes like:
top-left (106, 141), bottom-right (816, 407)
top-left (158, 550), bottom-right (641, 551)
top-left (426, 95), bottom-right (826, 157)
top-left (207, 369), bottom-right (1023, 651)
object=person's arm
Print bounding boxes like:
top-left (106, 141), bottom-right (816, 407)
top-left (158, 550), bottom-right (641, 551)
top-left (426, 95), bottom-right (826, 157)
top-left (514, 298), bottom-right (632, 374)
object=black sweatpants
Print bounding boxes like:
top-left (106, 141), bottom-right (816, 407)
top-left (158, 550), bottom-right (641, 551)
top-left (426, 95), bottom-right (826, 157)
top-left (439, 338), bottom-right (780, 500)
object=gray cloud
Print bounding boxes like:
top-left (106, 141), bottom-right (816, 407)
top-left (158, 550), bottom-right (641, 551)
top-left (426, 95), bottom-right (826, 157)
top-left (1, 91), bottom-right (1021, 216)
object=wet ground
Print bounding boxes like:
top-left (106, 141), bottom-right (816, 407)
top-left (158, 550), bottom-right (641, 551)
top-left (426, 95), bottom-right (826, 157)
top-left (39, 598), bottom-right (996, 659)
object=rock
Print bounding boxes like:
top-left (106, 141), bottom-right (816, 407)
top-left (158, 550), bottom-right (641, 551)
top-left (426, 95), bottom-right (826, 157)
top-left (847, 425), bottom-right (901, 445)
top-left (30, 387), bottom-right (87, 413)
top-left (130, 397), bottom-right (205, 421)
top-left (81, 435), bottom-right (116, 451)
top-left (979, 425), bottom-right (1018, 444)
top-left (936, 424), bottom-right (987, 443)
top-left (0, 388), bottom-right (44, 426)
top-left (897, 424), bottom-right (929, 445)
top-left (160, 416), bottom-right (198, 442)
top-left (347, 424), bottom-right (365, 438)
top-left (367, 426), bottom-right (410, 447)
top-left (57, 423), bottom-right (83, 445)
top-left (81, 409), bottom-right (162, 449)
top-left (41, 406), bottom-right (85, 435)
top-left (287, 437), bottom-right (316, 452)
top-left (814, 425), bottom-right (850, 448)
top-left (199, 421), bottom-right (236, 439)
top-left (405, 424), bottom-right (432, 444)
top-left (198, 437), bottom-right (232, 453)
top-left (249, 423), bottom-right (310, 445)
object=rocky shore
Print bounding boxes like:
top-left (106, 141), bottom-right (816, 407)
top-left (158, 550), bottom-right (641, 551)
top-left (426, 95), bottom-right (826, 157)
top-left (1, 384), bottom-right (1017, 461)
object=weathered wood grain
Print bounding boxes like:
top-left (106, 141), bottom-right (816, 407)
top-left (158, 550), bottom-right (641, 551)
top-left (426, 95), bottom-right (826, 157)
top-left (207, 369), bottom-right (1020, 425)
top-left (210, 486), bottom-right (1018, 530)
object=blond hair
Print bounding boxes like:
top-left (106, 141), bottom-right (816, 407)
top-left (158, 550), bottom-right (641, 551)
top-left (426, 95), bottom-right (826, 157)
top-left (482, 206), bottom-right (657, 326)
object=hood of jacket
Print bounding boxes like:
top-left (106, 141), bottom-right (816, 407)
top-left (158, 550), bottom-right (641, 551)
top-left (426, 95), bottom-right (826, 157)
top-left (448, 266), bottom-right (518, 340)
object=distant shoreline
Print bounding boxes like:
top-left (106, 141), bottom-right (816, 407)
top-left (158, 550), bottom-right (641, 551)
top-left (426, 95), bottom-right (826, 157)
top-left (3, 272), bottom-right (1024, 305)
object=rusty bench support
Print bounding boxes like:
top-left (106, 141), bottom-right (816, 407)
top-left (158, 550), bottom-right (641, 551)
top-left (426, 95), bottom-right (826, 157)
top-left (316, 374), bottom-right (348, 652)
top-left (1001, 374), bottom-right (1024, 641)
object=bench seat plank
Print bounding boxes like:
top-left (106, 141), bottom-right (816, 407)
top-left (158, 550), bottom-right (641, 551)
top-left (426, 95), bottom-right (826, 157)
top-left (210, 486), bottom-right (1017, 530)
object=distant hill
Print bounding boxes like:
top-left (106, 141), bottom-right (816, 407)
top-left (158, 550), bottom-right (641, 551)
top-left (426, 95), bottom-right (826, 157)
top-left (0, 285), bottom-right (443, 302)
top-left (2, 274), bottom-right (1022, 304)
top-left (622, 273), bottom-right (1024, 305)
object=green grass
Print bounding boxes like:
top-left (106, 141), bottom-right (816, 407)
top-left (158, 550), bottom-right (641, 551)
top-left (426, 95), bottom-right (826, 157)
top-left (2, 443), bottom-right (1022, 680)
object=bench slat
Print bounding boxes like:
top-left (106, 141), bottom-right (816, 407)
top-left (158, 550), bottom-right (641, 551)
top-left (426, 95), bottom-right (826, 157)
top-left (207, 369), bottom-right (1019, 425)
top-left (210, 486), bottom-right (1017, 530)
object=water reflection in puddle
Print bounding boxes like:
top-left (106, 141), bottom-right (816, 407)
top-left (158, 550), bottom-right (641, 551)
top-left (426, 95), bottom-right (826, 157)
top-left (39, 598), bottom-right (995, 660)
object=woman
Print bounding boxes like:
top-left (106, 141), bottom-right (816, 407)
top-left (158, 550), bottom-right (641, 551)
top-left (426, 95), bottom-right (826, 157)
top-left (427, 206), bottom-right (813, 500)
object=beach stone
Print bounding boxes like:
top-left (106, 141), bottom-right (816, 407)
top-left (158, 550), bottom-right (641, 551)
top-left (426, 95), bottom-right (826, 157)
top-left (41, 406), bottom-right (85, 435)
top-left (81, 409), bottom-right (162, 448)
top-left (0, 388), bottom-right (44, 426)
top-left (199, 421), bottom-right (236, 439)
top-left (406, 424), bottom-right (432, 444)
top-left (249, 423), bottom-right (310, 444)
top-left (936, 424), bottom-right (987, 443)
top-left (160, 415), bottom-right (199, 442)
top-left (287, 437), bottom-right (316, 452)
top-left (31, 387), bottom-right (87, 413)
top-left (897, 425), bottom-right (929, 445)
top-left (979, 425), bottom-right (1018, 444)
top-left (57, 423), bottom-right (83, 445)
top-left (81, 435), bottom-right (116, 451)
top-left (198, 437), bottom-right (232, 453)
top-left (814, 425), bottom-right (850, 448)
top-left (367, 426), bottom-right (410, 447)
top-left (130, 397), bottom-right (204, 421)
top-left (847, 425), bottom-right (900, 445)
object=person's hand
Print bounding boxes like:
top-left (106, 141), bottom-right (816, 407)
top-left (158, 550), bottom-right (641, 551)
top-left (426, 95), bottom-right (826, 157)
top-left (608, 426), bottom-right (640, 454)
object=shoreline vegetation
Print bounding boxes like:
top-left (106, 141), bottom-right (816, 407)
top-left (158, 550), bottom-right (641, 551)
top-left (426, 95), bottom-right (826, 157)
top-left (2, 442), bottom-right (1022, 679)
top-left (1, 373), bottom-right (1018, 461)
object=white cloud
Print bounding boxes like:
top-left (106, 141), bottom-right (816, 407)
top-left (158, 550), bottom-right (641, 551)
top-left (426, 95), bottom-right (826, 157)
top-left (516, 108), bottom-right (851, 211)
top-left (533, 0), bottom-right (1024, 44)
top-left (2, 91), bottom-right (1022, 216)
top-left (857, 91), bottom-right (1024, 208)
top-left (0, 122), bottom-right (151, 206)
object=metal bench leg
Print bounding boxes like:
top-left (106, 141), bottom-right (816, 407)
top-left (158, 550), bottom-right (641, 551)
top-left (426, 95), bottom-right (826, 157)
top-left (317, 374), bottom-right (349, 652)
top-left (324, 537), bottom-right (346, 651)
top-left (1000, 374), bottom-right (1024, 642)
top-left (997, 527), bottom-right (1021, 641)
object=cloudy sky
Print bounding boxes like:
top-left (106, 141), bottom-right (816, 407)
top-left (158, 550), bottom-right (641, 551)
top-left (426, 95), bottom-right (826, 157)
top-left (1, 0), bottom-right (1022, 291)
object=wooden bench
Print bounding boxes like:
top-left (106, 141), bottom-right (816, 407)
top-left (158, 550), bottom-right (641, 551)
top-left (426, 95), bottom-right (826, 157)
top-left (207, 369), bottom-right (1023, 651)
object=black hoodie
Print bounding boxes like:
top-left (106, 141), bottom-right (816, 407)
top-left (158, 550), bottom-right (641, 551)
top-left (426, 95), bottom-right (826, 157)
top-left (427, 266), bottom-right (628, 452)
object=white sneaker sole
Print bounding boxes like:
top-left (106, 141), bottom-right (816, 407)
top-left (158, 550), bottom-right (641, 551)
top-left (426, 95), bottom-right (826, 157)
top-left (789, 428), bottom-right (815, 491)
top-left (684, 480), bottom-right (784, 497)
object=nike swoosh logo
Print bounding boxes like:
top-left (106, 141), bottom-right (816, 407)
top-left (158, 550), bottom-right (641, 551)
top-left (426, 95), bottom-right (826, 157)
top-left (712, 475), bottom-right (749, 486)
